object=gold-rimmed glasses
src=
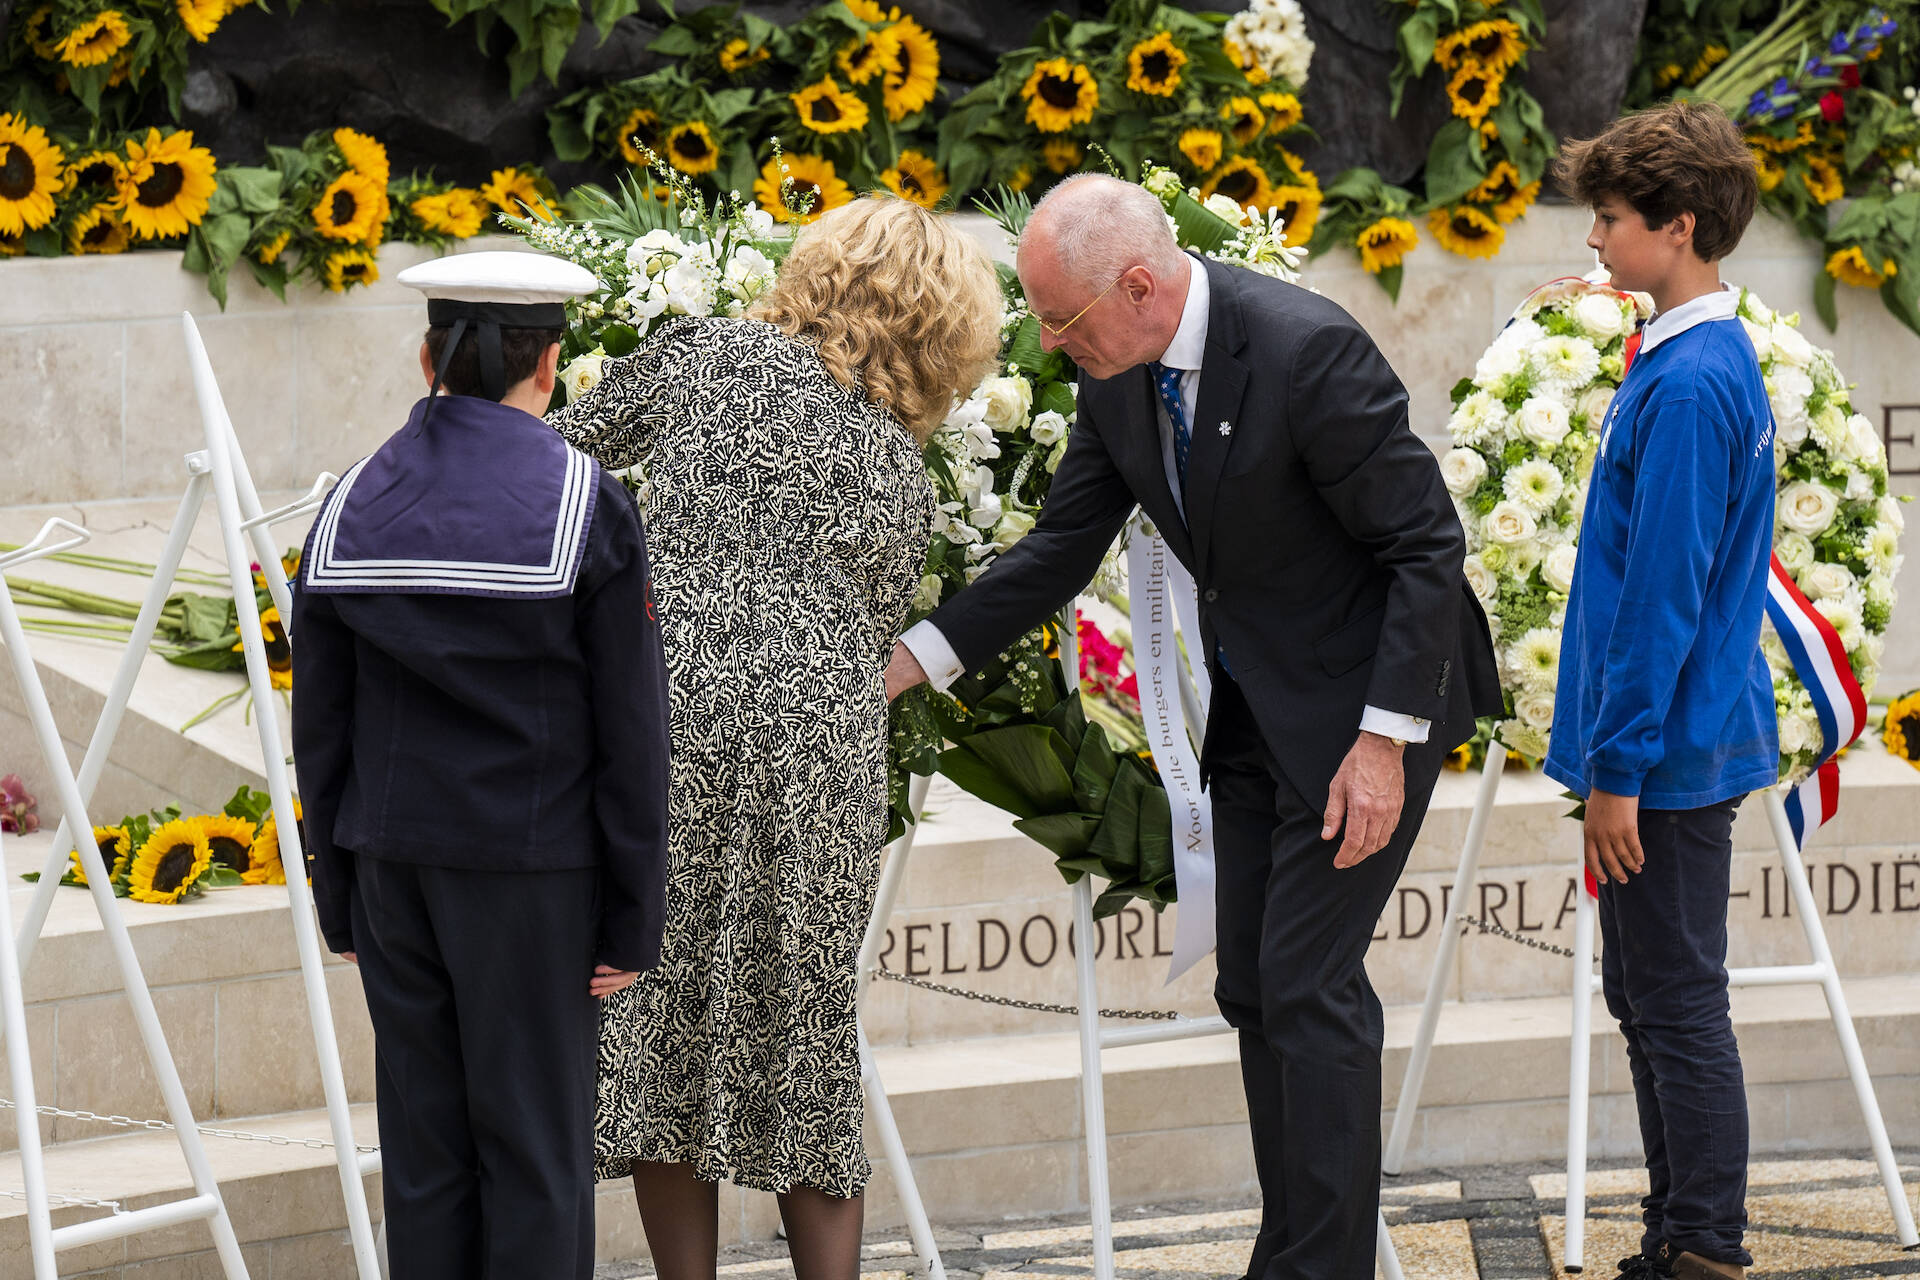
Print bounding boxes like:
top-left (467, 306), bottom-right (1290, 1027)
top-left (1037, 272), bottom-right (1126, 338)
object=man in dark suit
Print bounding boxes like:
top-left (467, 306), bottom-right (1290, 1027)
top-left (886, 174), bottom-right (1501, 1278)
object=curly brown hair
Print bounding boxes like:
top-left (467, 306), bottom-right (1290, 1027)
top-left (1553, 100), bottom-right (1759, 262)
top-left (751, 194), bottom-right (1003, 442)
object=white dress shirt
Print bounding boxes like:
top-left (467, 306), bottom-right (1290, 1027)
top-left (902, 257), bottom-right (1429, 744)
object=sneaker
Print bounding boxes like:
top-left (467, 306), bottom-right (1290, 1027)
top-left (1614, 1253), bottom-right (1672, 1279)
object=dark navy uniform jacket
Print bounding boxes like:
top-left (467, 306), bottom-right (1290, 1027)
top-left (290, 394), bottom-right (670, 972)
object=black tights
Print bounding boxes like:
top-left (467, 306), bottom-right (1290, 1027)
top-left (631, 1161), bottom-right (864, 1280)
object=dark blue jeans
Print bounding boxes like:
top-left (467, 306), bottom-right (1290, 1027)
top-left (1598, 797), bottom-right (1752, 1267)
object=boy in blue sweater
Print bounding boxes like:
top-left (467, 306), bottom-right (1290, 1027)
top-left (1546, 102), bottom-right (1776, 1280)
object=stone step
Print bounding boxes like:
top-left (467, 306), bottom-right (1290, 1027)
top-left (3, 975), bottom-right (1915, 1276)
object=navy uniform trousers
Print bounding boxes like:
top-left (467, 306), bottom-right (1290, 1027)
top-left (1208, 675), bottom-right (1450, 1280)
top-left (349, 852), bottom-right (601, 1280)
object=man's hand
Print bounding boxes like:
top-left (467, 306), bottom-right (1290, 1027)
top-left (591, 964), bottom-right (638, 999)
top-left (1583, 789), bottom-right (1643, 885)
top-left (1322, 732), bottom-right (1406, 869)
top-left (885, 640), bottom-right (928, 702)
top-left (339, 951), bottom-right (357, 966)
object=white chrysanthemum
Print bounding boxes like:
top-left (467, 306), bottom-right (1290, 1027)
top-left (1464, 553), bottom-right (1497, 604)
top-left (1778, 481), bottom-right (1839, 537)
top-left (1877, 494), bottom-right (1906, 532)
top-left (1510, 537), bottom-right (1545, 577)
top-left (1499, 718), bottom-right (1549, 758)
top-left (1474, 338), bottom-right (1528, 387)
top-left (1866, 570), bottom-right (1896, 612)
top-left (1447, 390), bottom-right (1507, 447)
top-left (1509, 625), bottom-right (1561, 691)
top-left (1813, 597), bottom-right (1865, 651)
top-left (1503, 458), bottom-right (1564, 512)
top-left (1515, 396), bottom-right (1571, 448)
top-left (1810, 404), bottom-right (1849, 454)
top-left (1542, 543), bottom-right (1578, 594)
top-left (1529, 335), bottom-right (1601, 389)
top-left (1484, 500), bottom-right (1538, 546)
top-left (1441, 447), bottom-right (1488, 496)
top-left (1845, 469), bottom-right (1875, 502)
top-left (1867, 524), bottom-right (1901, 575)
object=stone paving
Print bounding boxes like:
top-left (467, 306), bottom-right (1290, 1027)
top-left (595, 1150), bottom-right (1920, 1279)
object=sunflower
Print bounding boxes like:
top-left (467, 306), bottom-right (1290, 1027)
top-left (0, 113), bottom-right (65, 236)
top-left (837, 28), bottom-right (899, 85)
top-left (1256, 91), bottom-right (1303, 135)
top-left (1686, 44), bottom-right (1729, 86)
top-left (1274, 147), bottom-right (1318, 190)
top-left (68, 201), bottom-right (129, 253)
top-left (1478, 119), bottom-right (1500, 148)
top-left (333, 127), bottom-right (389, 187)
top-left (1444, 743), bottom-right (1472, 771)
top-left (254, 228), bottom-right (290, 264)
top-left (1006, 164), bottom-right (1033, 193)
top-left (1356, 216), bottom-right (1418, 274)
top-left (1446, 60), bottom-right (1501, 127)
top-left (483, 167), bottom-right (554, 220)
top-left (312, 169), bottom-right (382, 242)
top-left (411, 188), bottom-right (485, 238)
top-left (753, 153), bottom-right (852, 225)
top-left (0, 232), bottom-right (24, 256)
top-left (1750, 148), bottom-right (1784, 192)
top-left (1178, 128), bottom-right (1224, 172)
top-left (187, 813), bottom-right (259, 876)
top-left (616, 108), bottom-right (661, 166)
top-left (106, 55), bottom-right (131, 87)
top-left (1826, 245), bottom-right (1896, 287)
top-left (23, 6), bottom-right (61, 59)
top-left (791, 78), bottom-right (869, 136)
top-left (1267, 184), bottom-right (1321, 245)
top-left (1435, 18), bottom-right (1524, 75)
top-left (1466, 161), bottom-right (1538, 223)
top-left (1801, 154), bottom-right (1844, 205)
top-left (1022, 58), bottom-right (1099, 133)
top-left (1200, 156), bottom-right (1273, 209)
top-left (881, 16), bottom-right (940, 122)
top-left (247, 801), bottom-right (300, 885)
top-left (1654, 62), bottom-right (1685, 89)
top-left (1126, 30), bottom-right (1187, 97)
top-left (71, 825), bottom-right (132, 886)
top-left (228, 606), bottom-right (294, 684)
top-left (718, 38), bottom-right (770, 74)
top-left (56, 10), bottom-right (131, 67)
top-left (1885, 689), bottom-right (1920, 766)
top-left (61, 148), bottom-right (125, 197)
top-left (1222, 37), bottom-right (1268, 86)
top-left (663, 121), bottom-right (719, 176)
top-left (1221, 97), bottom-right (1264, 145)
top-left (128, 819), bottom-right (212, 904)
top-left (1042, 138), bottom-right (1083, 174)
top-left (319, 247), bottom-right (375, 291)
top-left (1428, 204), bottom-right (1505, 259)
top-left (116, 128), bottom-right (217, 240)
top-left (880, 149), bottom-right (948, 208)
top-left (176, 0), bottom-right (227, 42)
top-left (843, 0), bottom-right (890, 20)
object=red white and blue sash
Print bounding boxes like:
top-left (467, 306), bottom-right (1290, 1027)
top-left (1764, 553), bottom-right (1869, 846)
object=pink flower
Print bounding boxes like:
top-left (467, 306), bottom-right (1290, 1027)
top-left (1, 773), bottom-right (38, 835)
top-left (1820, 91), bottom-right (1846, 122)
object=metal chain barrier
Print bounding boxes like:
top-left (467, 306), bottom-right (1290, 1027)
top-left (0, 1097), bottom-right (377, 1153)
top-left (3, 1187), bottom-right (127, 1212)
top-left (870, 967), bottom-right (1184, 1021)
top-left (1455, 912), bottom-right (1582, 960)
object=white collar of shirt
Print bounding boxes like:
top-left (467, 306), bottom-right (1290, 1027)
top-left (1637, 283), bottom-right (1740, 356)
top-left (1155, 255), bottom-right (1210, 372)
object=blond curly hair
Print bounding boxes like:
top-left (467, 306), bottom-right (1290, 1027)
top-left (751, 194), bottom-right (1003, 441)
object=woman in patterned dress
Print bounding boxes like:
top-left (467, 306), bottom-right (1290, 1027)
top-left (548, 196), bottom-right (1001, 1279)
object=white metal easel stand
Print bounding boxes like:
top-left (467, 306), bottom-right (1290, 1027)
top-left (14, 313), bottom-right (383, 1278)
top-left (1382, 759), bottom-right (1918, 1272)
top-left (1, 518), bottom-right (251, 1279)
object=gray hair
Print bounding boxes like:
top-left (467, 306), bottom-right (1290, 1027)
top-left (1023, 173), bottom-right (1185, 284)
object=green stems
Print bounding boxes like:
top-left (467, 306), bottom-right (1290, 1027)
top-left (1693, 0), bottom-right (1816, 113)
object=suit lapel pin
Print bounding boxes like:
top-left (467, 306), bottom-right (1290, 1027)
top-left (1218, 420), bottom-right (1232, 436)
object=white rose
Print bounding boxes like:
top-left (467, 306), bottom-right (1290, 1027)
top-left (1028, 409), bottom-right (1069, 446)
top-left (1774, 531), bottom-right (1816, 575)
top-left (1576, 385), bottom-right (1614, 429)
top-left (1516, 396), bottom-right (1571, 448)
top-left (1876, 494), bottom-right (1906, 532)
top-left (1769, 323), bottom-right (1814, 368)
top-left (1204, 192), bottom-right (1248, 224)
top-left (1484, 500), bottom-right (1538, 545)
top-left (1473, 340), bottom-right (1527, 386)
top-left (977, 376), bottom-right (1034, 432)
top-left (1516, 691), bottom-right (1557, 730)
top-left (1441, 448), bottom-right (1489, 496)
top-left (1572, 292), bottom-right (1627, 343)
top-left (1848, 414), bottom-right (1887, 469)
top-left (559, 351), bottom-right (605, 403)
top-left (1777, 480), bottom-right (1839, 537)
top-left (1778, 710), bottom-right (1814, 756)
top-left (993, 508), bottom-right (1037, 551)
top-left (1542, 543), bottom-right (1578, 594)
top-left (1740, 317), bottom-right (1773, 364)
top-left (1463, 553), bottom-right (1497, 604)
top-left (1800, 561), bottom-right (1856, 602)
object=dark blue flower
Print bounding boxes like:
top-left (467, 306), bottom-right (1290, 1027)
top-left (1831, 31), bottom-right (1853, 55)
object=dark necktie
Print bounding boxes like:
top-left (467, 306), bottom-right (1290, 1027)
top-left (1149, 361), bottom-right (1191, 488)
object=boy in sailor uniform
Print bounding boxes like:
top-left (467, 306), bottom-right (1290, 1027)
top-left (290, 251), bottom-right (670, 1280)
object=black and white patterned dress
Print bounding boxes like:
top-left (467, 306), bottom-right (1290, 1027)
top-left (548, 315), bottom-right (933, 1196)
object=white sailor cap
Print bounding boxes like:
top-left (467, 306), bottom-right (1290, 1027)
top-left (396, 250), bottom-right (598, 402)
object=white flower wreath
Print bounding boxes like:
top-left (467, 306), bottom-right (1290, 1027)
top-left (1446, 279), bottom-right (1904, 782)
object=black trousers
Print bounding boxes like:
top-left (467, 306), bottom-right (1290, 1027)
top-left (1598, 799), bottom-right (1751, 1267)
top-left (1208, 676), bottom-right (1447, 1280)
top-left (350, 853), bottom-right (601, 1280)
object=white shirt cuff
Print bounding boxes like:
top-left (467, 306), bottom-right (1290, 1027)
top-left (1360, 706), bottom-right (1430, 744)
top-left (900, 619), bottom-right (967, 693)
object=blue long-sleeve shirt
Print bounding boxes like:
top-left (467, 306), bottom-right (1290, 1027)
top-left (1545, 288), bottom-right (1779, 808)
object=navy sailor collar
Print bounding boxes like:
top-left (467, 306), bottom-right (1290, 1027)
top-left (303, 395), bottom-right (600, 599)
